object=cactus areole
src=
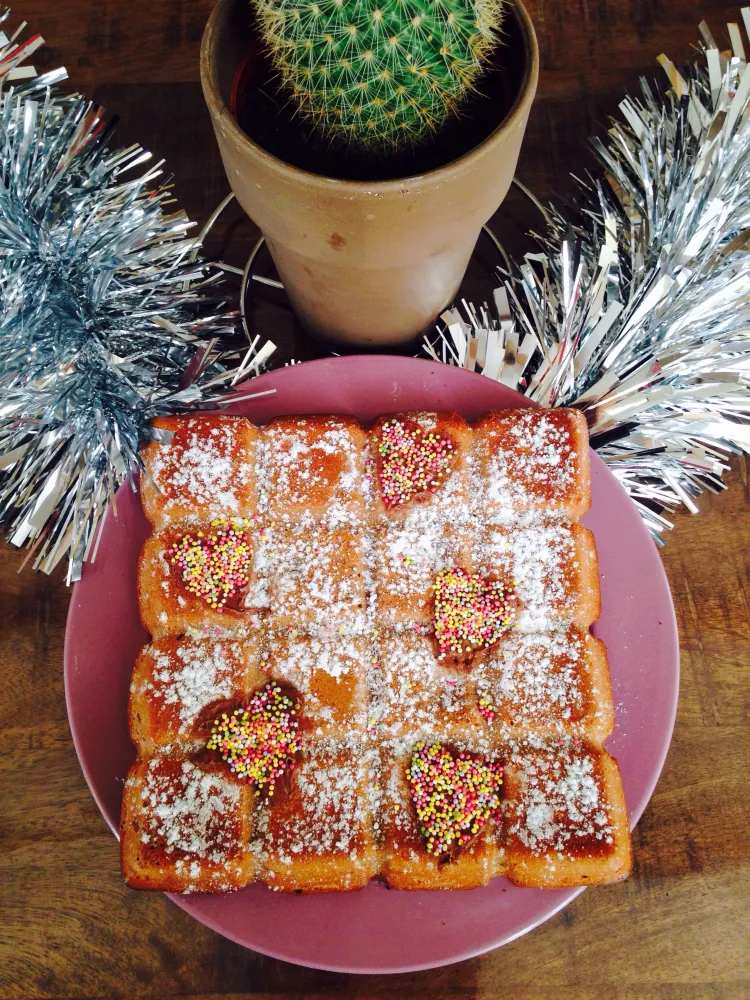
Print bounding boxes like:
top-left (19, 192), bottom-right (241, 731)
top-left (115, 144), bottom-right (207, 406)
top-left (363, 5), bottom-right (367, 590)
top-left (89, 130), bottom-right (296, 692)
top-left (254, 0), bottom-right (506, 148)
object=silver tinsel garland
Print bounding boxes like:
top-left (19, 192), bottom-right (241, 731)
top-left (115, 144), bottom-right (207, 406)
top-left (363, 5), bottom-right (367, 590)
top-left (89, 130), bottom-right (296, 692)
top-left (426, 12), bottom-right (750, 541)
top-left (0, 10), bottom-right (274, 581)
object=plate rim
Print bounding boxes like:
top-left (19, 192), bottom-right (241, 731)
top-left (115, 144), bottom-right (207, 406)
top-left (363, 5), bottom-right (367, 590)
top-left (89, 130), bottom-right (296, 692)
top-left (63, 354), bottom-right (680, 974)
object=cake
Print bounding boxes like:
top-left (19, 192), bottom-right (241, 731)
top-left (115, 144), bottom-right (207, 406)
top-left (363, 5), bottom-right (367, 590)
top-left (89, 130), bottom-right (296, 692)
top-left (121, 408), bottom-right (631, 893)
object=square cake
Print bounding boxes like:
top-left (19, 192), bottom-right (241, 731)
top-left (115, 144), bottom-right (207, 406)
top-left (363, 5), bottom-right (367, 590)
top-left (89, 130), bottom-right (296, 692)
top-left (122, 408), bottom-right (631, 894)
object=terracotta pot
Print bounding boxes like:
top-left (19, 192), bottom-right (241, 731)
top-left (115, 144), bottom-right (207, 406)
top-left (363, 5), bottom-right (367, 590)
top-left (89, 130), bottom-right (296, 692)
top-left (201, 0), bottom-right (539, 348)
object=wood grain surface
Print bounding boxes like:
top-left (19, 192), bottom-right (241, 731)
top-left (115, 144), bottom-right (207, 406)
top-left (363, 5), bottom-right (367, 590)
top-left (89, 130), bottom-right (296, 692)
top-left (1, 1), bottom-right (749, 997)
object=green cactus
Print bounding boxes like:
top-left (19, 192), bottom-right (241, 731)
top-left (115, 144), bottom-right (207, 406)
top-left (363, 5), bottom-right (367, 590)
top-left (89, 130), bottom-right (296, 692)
top-left (254, 0), bottom-right (505, 147)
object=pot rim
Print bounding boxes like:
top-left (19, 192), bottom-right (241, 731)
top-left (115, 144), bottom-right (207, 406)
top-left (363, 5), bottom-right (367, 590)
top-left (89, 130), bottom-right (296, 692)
top-left (200, 0), bottom-right (539, 193)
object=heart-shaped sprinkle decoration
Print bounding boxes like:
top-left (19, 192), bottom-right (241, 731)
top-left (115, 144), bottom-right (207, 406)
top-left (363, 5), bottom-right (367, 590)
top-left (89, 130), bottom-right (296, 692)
top-left (167, 517), bottom-right (252, 611)
top-left (206, 681), bottom-right (302, 797)
top-left (377, 418), bottom-right (456, 508)
top-left (432, 567), bottom-right (518, 663)
top-left (407, 741), bottom-right (503, 859)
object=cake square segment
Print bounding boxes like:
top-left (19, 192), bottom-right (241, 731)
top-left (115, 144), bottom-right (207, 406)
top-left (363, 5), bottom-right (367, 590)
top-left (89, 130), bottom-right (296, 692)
top-left (379, 750), bottom-right (503, 890)
top-left (251, 747), bottom-right (380, 892)
top-left (120, 756), bottom-right (255, 892)
top-left (500, 740), bottom-right (631, 888)
top-left (138, 524), bottom-right (265, 640)
top-left (259, 415), bottom-right (368, 523)
top-left (370, 632), bottom-right (479, 746)
top-left (264, 632), bottom-right (370, 739)
top-left (473, 408), bottom-right (591, 522)
top-left (473, 521), bottom-right (601, 631)
top-left (141, 415), bottom-right (259, 530)
top-left (372, 507), bottom-right (472, 625)
top-left (129, 636), bottom-right (266, 756)
top-left (263, 524), bottom-right (368, 633)
top-left (476, 628), bottom-right (614, 742)
top-left (367, 412), bottom-right (472, 520)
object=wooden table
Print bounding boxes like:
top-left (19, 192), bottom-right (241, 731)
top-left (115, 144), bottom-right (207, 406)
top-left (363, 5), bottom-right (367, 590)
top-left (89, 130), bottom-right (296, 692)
top-left (2, 1), bottom-right (749, 997)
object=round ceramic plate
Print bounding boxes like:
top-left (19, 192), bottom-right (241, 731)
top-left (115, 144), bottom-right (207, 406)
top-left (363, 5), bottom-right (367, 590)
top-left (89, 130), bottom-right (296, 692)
top-left (65, 356), bottom-right (679, 973)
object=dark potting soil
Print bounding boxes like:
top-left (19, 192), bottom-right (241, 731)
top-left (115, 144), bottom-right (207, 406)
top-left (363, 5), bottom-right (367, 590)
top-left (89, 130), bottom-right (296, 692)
top-left (234, 11), bottom-right (528, 183)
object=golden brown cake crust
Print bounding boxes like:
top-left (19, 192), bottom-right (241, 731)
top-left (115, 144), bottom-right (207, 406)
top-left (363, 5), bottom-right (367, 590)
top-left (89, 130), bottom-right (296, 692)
top-left (474, 407), bottom-right (591, 522)
top-left (141, 415), bottom-right (259, 531)
top-left (128, 636), bottom-right (266, 757)
top-left (122, 408), bottom-right (631, 894)
top-left (120, 756), bottom-right (255, 892)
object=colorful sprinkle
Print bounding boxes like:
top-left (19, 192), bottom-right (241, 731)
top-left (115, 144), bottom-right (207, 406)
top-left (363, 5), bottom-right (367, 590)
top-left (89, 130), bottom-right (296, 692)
top-left (477, 692), bottom-right (497, 723)
top-left (206, 681), bottom-right (302, 797)
top-left (432, 567), bottom-right (518, 662)
top-left (476, 667), bottom-right (497, 722)
top-left (377, 419), bottom-right (455, 508)
top-left (167, 518), bottom-right (252, 611)
top-left (407, 742), bottom-right (503, 859)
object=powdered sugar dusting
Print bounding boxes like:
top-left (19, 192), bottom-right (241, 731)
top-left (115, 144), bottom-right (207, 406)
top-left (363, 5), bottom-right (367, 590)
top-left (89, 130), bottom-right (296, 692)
top-left (505, 742), bottom-right (613, 853)
top-left (150, 421), bottom-right (252, 519)
top-left (264, 632), bottom-right (368, 736)
top-left (142, 640), bottom-right (243, 731)
top-left (140, 759), bottom-right (242, 862)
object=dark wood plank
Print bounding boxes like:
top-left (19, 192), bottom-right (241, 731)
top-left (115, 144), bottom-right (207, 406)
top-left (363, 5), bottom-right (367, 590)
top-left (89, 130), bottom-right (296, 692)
top-left (1, 1), bottom-right (750, 997)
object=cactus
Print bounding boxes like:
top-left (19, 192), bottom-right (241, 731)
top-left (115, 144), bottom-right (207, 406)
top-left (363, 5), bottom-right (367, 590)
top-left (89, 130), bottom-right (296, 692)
top-left (254, 0), bottom-right (505, 147)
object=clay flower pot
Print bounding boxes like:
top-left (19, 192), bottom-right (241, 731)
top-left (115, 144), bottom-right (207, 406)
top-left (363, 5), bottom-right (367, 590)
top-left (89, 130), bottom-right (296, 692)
top-left (201, 0), bottom-right (539, 349)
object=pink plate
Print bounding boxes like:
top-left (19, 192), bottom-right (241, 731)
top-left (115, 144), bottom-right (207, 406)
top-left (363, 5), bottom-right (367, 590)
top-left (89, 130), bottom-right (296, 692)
top-left (64, 356), bottom-right (679, 973)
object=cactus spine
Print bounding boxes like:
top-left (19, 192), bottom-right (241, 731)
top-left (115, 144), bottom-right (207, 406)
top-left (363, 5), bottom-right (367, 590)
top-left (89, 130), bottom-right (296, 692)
top-left (254, 0), bottom-right (505, 147)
